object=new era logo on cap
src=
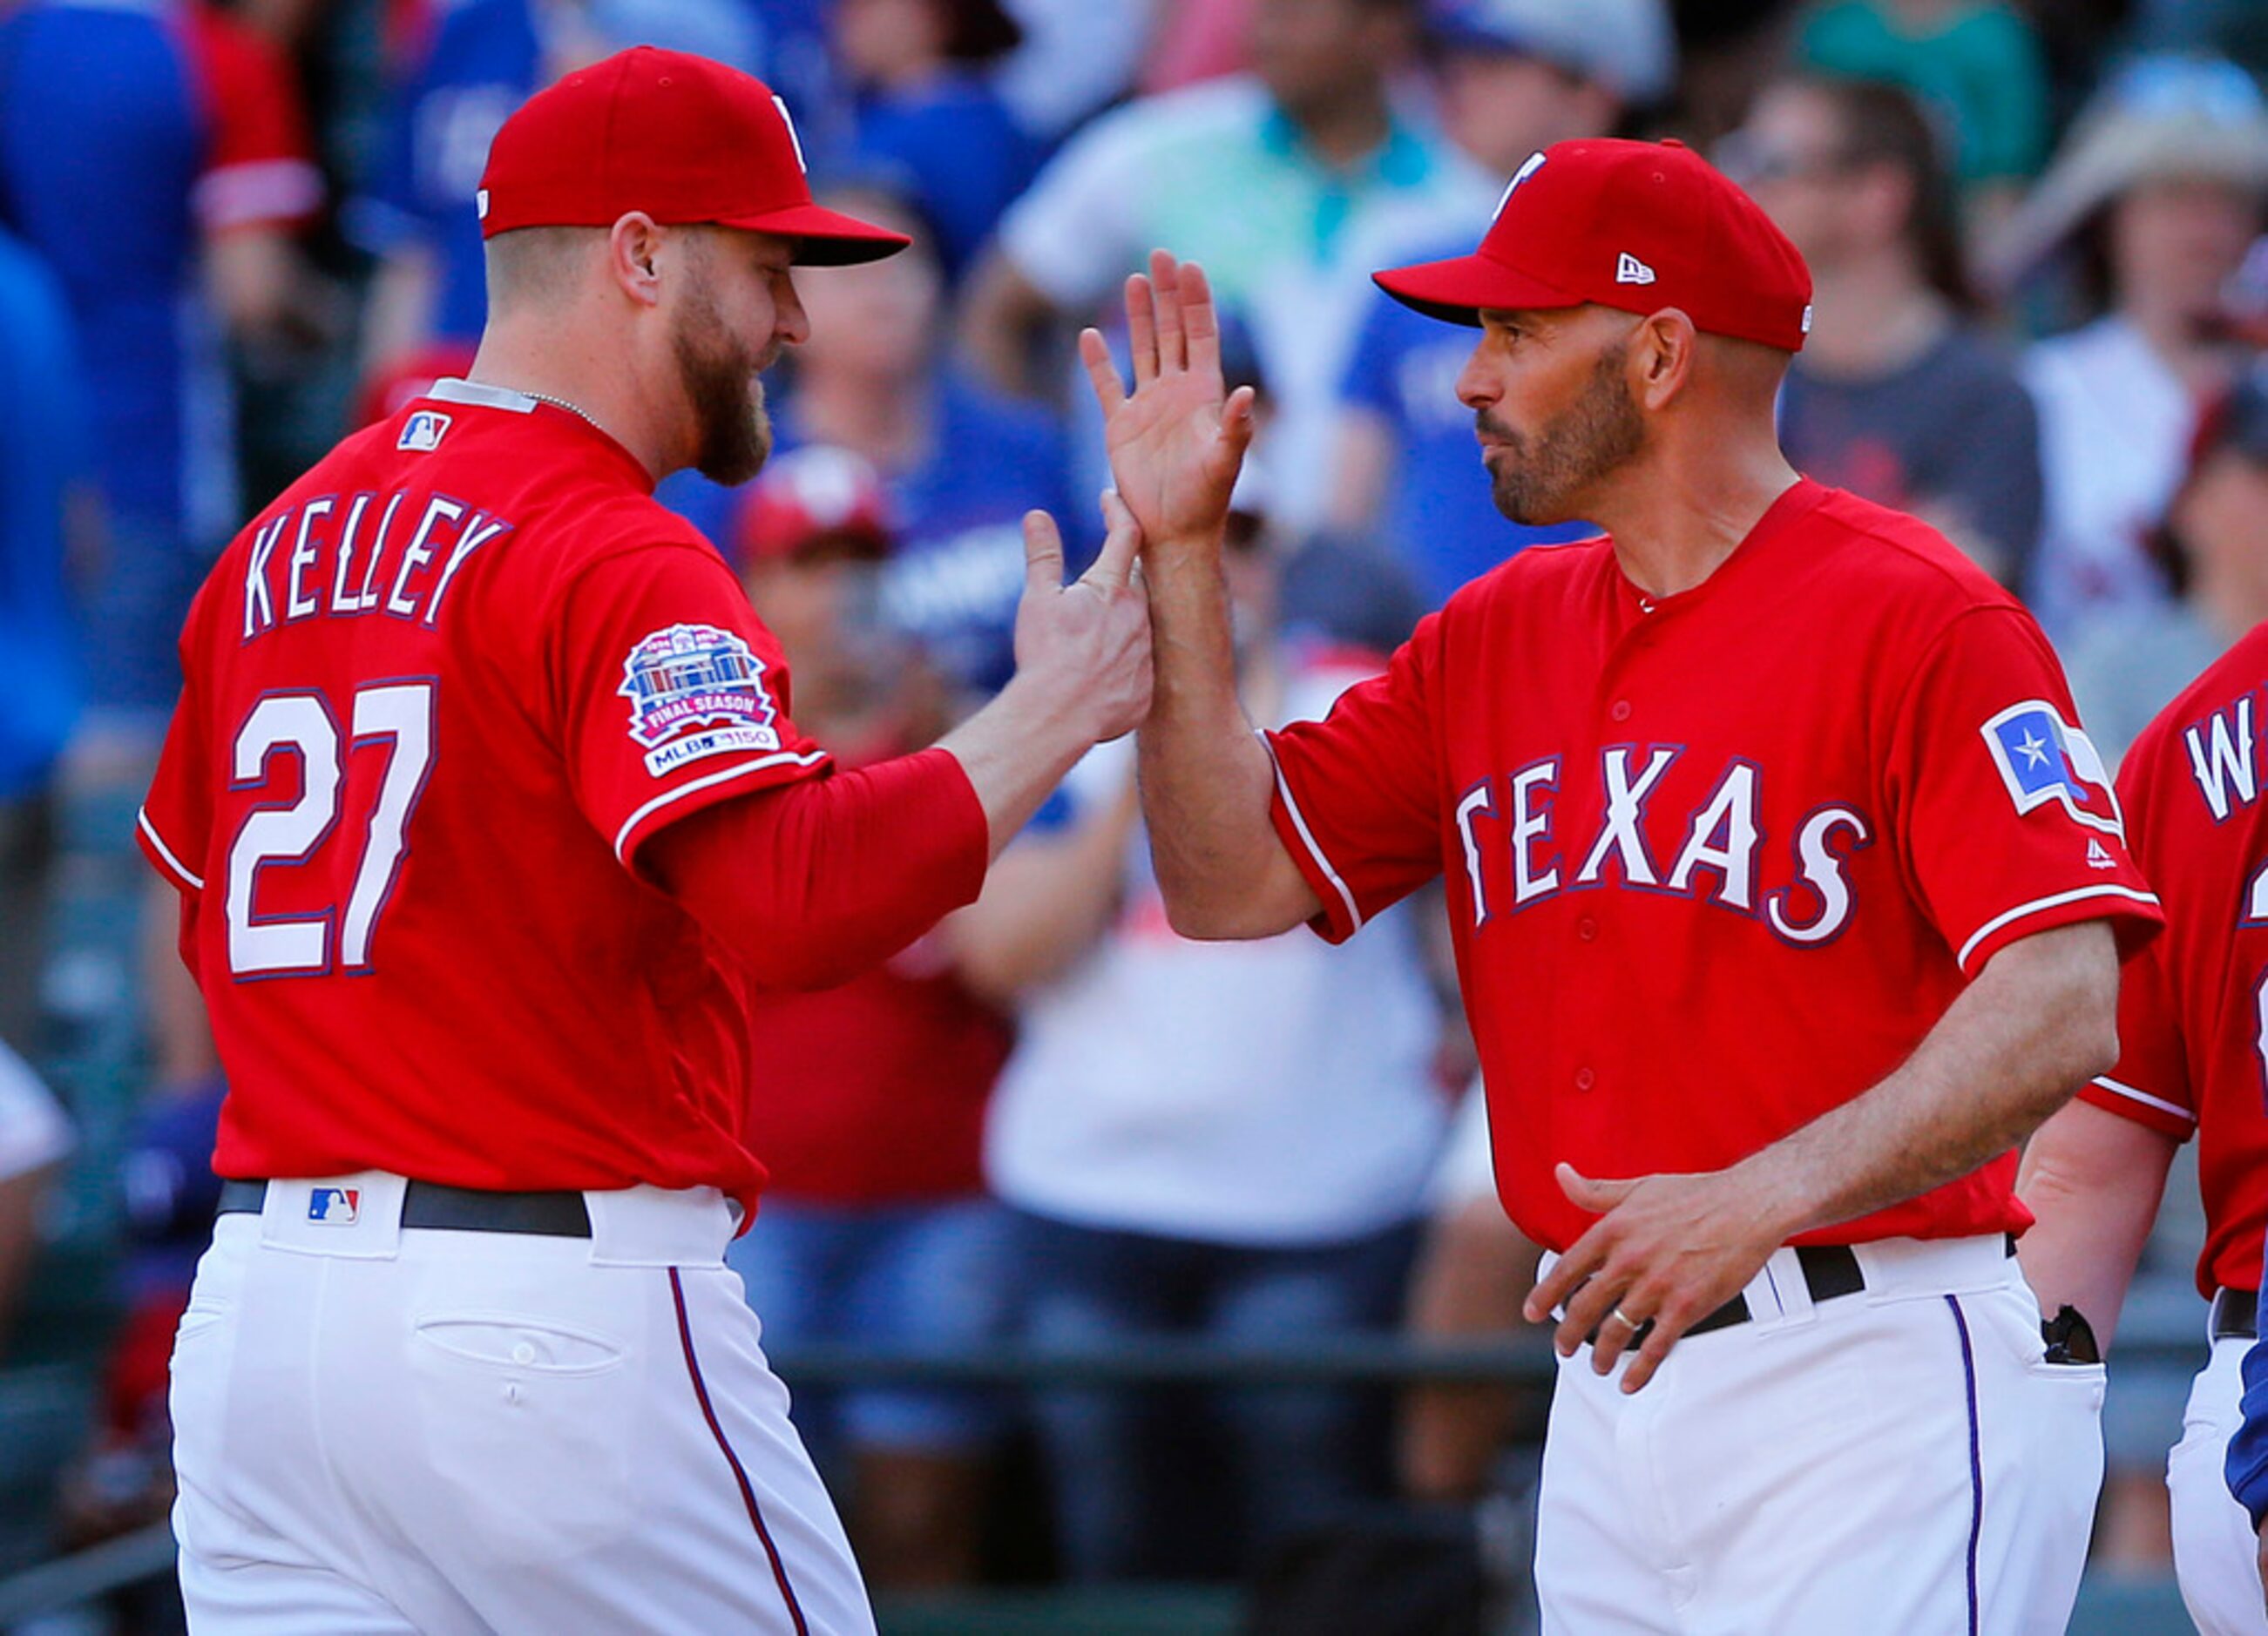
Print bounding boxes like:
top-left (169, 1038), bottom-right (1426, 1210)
top-left (1615, 253), bottom-right (1656, 286)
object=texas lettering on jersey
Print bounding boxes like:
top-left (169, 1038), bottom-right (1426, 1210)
top-left (1453, 750), bottom-right (1869, 944)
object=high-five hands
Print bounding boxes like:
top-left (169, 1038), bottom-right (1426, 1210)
top-left (1080, 249), bottom-right (1259, 554)
top-left (1013, 490), bottom-right (1153, 744)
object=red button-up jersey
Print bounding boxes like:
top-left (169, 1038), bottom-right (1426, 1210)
top-left (138, 380), bottom-right (830, 1216)
top-left (1265, 479), bottom-right (2162, 1254)
top-left (2078, 621), bottom-right (2268, 1298)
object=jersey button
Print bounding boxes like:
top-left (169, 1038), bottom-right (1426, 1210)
top-left (1574, 1066), bottom-right (1595, 1092)
top-left (1577, 916), bottom-right (1599, 942)
top-left (1609, 700), bottom-right (1633, 723)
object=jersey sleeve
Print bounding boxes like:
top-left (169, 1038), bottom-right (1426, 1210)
top-left (138, 591), bottom-right (219, 899)
top-left (1885, 605), bottom-right (2163, 976)
top-left (2075, 935), bottom-right (2195, 1138)
top-left (184, 2), bottom-right (324, 233)
top-left (1262, 614), bottom-right (1446, 943)
top-left (549, 544), bottom-right (832, 869)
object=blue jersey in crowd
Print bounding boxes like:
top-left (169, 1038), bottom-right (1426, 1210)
top-left (850, 75), bottom-right (1036, 282)
top-left (1339, 234), bottom-right (1594, 608)
top-left (0, 229), bottom-right (87, 798)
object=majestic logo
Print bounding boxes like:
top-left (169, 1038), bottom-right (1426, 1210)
top-left (1615, 253), bottom-right (1657, 286)
top-left (308, 1187), bottom-right (361, 1224)
top-left (1982, 701), bottom-right (2123, 836)
top-left (619, 623), bottom-right (782, 776)
top-left (398, 411), bottom-right (451, 452)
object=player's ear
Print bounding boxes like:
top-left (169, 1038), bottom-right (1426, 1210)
top-left (607, 213), bottom-right (667, 308)
top-left (1631, 309), bottom-right (1697, 411)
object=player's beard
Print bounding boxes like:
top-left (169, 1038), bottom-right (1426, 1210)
top-left (672, 281), bottom-right (775, 487)
top-left (1481, 345), bottom-right (1645, 526)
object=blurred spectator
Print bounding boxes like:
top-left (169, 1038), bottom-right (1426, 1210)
top-left (1397, 1079), bottom-right (1540, 1505)
top-left (349, 0), bottom-right (762, 375)
top-left (1796, 0), bottom-right (2052, 212)
top-left (1990, 54), bottom-right (2268, 639)
top-left (962, 0), bottom-right (1493, 534)
top-left (0, 226), bottom-right (90, 1053)
top-left (992, 0), bottom-right (1159, 141)
top-left (831, 0), bottom-right (1038, 281)
top-left (721, 447), bottom-right (1014, 1589)
top-left (1732, 75), bottom-right (2043, 588)
top-left (675, 183), bottom-right (1074, 696)
top-left (1142, 0), bottom-right (1257, 94)
top-left (0, 0), bottom-right (324, 739)
top-left (2064, 357), bottom-right (2268, 767)
top-left (1329, 0), bottom-right (1674, 605)
top-left (0, 1042), bottom-right (71, 1353)
top-left (960, 470), bottom-right (1452, 1580)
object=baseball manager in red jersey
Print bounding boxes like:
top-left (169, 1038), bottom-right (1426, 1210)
top-left (137, 49), bottom-right (1152, 1635)
top-left (1086, 140), bottom-right (2163, 1631)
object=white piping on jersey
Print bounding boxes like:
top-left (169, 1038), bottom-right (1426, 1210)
top-left (1261, 730), bottom-right (1364, 936)
top-left (2089, 1074), bottom-right (2194, 1127)
top-left (613, 751), bottom-right (830, 862)
top-left (138, 808), bottom-right (205, 891)
top-left (1954, 884), bottom-right (2161, 974)
top-left (424, 378), bottom-right (540, 414)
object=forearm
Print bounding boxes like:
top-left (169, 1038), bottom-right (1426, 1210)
top-left (937, 675), bottom-right (1116, 862)
top-left (1137, 542), bottom-right (1313, 938)
top-left (1735, 922), bottom-right (2121, 1241)
top-left (648, 749), bottom-right (990, 989)
top-left (2014, 1100), bottom-right (2176, 1349)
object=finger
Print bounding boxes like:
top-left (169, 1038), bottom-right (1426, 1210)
top-left (1021, 509), bottom-right (1065, 595)
top-left (1083, 490), bottom-right (1141, 592)
top-left (1079, 327), bottom-right (1126, 416)
top-left (1149, 248), bottom-right (1186, 373)
top-left (1125, 273), bottom-right (1158, 388)
top-left (1557, 1161), bottom-right (1639, 1214)
top-left (1617, 1307), bottom-right (1690, 1394)
top-left (1221, 384), bottom-right (1258, 457)
top-left (1588, 1297), bottom-right (1649, 1376)
top-left (1554, 1261), bottom-right (1628, 1362)
top-left (1180, 259), bottom-right (1220, 383)
top-left (1524, 1230), bottom-right (1601, 1324)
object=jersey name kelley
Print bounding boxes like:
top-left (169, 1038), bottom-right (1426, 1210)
top-left (240, 490), bottom-right (516, 640)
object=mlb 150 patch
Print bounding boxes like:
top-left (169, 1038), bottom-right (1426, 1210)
top-left (619, 623), bottom-right (783, 776)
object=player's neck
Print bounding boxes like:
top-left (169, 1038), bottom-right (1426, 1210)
top-left (465, 323), bottom-right (674, 480)
top-left (1591, 439), bottom-right (1803, 600)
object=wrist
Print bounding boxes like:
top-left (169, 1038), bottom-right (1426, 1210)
top-left (1726, 1146), bottom-right (1823, 1247)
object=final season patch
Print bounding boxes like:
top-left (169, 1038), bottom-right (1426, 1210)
top-left (619, 623), bottom-right (782, 776)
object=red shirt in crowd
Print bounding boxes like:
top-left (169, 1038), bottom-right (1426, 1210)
top-left (1265, 479), bottom-right (2162, 1254)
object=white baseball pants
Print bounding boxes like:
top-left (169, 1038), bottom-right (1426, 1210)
top-left (2170, 1332), bottom-right (2268, 1636)
top-left (169, 1173), bottom-right (874, 1634)
top-left (1533, 1234), bottom-right (2103, 1634)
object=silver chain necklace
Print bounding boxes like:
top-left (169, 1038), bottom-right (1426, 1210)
top-left (522, 388), bottom-right (606, 435)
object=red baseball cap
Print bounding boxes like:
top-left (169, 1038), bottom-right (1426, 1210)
top-left (733, 445), bottom-right (895, 565)
top-left (477, 47), bottom-right (911, 265)
top-left (1374, 138), bottom-right (1812, 351)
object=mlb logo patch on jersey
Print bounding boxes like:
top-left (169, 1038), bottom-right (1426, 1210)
top-left (308, 1187), bottom-right (361, 1224)
top-left (398, 410), bottom-right (451, 452)
top-left (1982, 701), bottom-right (2123, 836)
top-left (619, 623), bottom-right (783, 776)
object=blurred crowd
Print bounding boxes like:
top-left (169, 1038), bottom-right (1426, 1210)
top-left (3, 0), bottom-right (2268, 1616)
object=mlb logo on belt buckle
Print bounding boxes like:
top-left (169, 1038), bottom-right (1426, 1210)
top-left (308, 1187), bottom-right (362, 1225)
top-left (398, 410), bottom-right (450, 453)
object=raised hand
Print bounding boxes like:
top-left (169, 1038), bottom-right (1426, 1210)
top-left (1080, 249), bottom-right (1258, 553)
top-left (1012, 490), bottom-right (1153, 743)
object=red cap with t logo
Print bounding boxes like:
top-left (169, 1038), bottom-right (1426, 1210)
top-left (477, 46), bottom-right (910, 265)
top-left (1374, 138), bottom-right (1812, 351)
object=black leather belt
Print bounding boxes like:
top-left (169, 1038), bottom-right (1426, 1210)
top-left (2214, 1287), bottom-right (2258, 1342)
top-left (217, 1179), bottom-right (592, 1238)
top-left (1605, 1234), bottom-right (2020, 1345)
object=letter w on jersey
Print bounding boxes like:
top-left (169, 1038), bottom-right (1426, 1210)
top-left (1981, 702), bottom-right (2123, 836)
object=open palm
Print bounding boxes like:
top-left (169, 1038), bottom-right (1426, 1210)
top-left (1080, 249), bottom-right (1257, 551)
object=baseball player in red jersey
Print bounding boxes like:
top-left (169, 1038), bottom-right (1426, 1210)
top-left (137, 50), bottom-right (1153, 1634)
top-left (1084, 139), bottom-right (2163, 1631)
top-left (2018, 377), bottom-right (2268, 1635)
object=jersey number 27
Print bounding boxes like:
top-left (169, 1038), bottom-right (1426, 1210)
top-left (226, 682), bottom-right (436, 978)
